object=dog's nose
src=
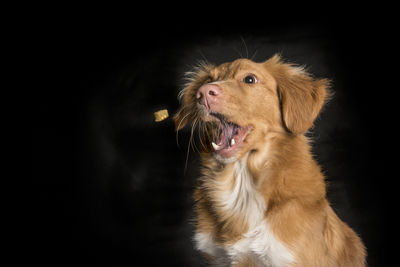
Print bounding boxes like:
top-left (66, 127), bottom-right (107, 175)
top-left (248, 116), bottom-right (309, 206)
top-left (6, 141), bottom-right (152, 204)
top-left (196, 84), bottom-right (221, 109)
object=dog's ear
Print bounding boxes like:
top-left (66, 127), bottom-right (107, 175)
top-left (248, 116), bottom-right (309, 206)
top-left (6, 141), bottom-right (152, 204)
top-left (265, 55), bottom-right (331, 135)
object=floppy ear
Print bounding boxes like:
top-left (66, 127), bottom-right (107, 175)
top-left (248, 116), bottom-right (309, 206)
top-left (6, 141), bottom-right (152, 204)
top-left (266, 55), bottom-right (331, 134)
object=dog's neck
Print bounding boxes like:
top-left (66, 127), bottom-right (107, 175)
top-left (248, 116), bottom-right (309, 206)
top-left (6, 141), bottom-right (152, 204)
top-left (199, 153), bottom-right (266, 239)
top-left (199, 133), bottom-right (326, 237)
top-left (219, 154), bottom-right (266, 225)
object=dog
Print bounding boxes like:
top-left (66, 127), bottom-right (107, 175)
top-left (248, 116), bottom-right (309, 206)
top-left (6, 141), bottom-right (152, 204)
top-left (174, 54), bottom-right (366, 266)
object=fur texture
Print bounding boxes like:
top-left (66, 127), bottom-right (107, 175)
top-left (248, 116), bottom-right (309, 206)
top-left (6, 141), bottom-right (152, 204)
top-left (174, 55), bottom-right (366, 266)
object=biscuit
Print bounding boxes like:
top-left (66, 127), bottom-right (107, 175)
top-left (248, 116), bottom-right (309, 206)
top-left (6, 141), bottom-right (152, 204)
top-left (154, 109), bottom-right (169, 122)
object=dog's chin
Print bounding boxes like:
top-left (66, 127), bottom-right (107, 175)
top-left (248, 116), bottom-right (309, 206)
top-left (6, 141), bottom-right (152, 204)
top-left (214, 153), bottom-right (238, 164)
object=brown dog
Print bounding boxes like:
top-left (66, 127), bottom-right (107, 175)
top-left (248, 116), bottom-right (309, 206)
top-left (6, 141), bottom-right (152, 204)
top-left (174, 55), bottom-right (366, 266)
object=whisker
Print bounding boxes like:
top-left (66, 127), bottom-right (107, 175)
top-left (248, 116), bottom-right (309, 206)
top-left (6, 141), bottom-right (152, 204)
top-left (197, 49), bottom-right (209, 65)
top-left (240, 35), bottom-right (249, 59)
top-left (251, 49), bottom-right (258, 61)
top-left (208, 122), bottom-right (218, 144)
top-left (191, 117), bottom-right (201, 154)
top-left (176, 111), bottom-right (191, 148)
top-left (198, 120), bottom-right (206, 151)
top-left (185, 116), bottom-right (199, 172)
top-left (234, 47), bottom-right (243, 59)
top-left (200, 120), bottom-right (212, 151)
top-left (185, 126), bottom-right (192, 173)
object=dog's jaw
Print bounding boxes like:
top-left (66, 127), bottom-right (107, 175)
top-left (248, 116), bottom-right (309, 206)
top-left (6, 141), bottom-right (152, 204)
top-left (212, 125), bottom-right (253, 161)
top-left (199, 110), bottom-right (253, 162)
top-left (213, 124), bottom-right (252, 156)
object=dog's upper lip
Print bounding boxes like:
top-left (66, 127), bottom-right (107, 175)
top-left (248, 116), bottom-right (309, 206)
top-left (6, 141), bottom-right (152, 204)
top-left (209, 112), bottom-right (239, 127)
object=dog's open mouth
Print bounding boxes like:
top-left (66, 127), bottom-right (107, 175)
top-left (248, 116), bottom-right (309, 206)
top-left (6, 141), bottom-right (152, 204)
top-left (209, 112), bottom-right (252, 158)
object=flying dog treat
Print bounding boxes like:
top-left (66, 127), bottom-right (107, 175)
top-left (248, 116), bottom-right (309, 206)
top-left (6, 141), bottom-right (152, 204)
top-left (154, 109), bottom-right (169, 122)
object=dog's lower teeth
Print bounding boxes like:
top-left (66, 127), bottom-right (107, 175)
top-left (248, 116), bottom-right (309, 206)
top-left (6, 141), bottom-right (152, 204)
top-left (230, 139), bottom-right (235, 146)
top-left (212, 142), bottom-right (222, 151)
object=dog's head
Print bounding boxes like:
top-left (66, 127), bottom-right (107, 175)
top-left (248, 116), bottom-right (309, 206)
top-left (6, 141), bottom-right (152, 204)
top-left (174, 54), bottom-right (330, 162)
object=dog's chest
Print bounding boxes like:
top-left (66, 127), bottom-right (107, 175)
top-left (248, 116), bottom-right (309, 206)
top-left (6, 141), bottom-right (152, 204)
top-left (195, 225), bottom-right (294, 267)
top-left (195, 160), bottom-right (294, 266)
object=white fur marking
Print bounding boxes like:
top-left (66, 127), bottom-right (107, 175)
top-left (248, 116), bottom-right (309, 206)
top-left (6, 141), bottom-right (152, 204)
top-left (196, 157), bottom-right (294, 266)
top-left (229, 220), bottom-right (294, 266)
top-left (194, 232), bottom-right (222, 257)
top-left (217, 158), bottom-right (266, 228)
top-left (194, 232), bottom-right (230, 266)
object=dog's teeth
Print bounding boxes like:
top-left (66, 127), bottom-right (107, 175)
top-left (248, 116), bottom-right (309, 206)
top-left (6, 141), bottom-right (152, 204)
top-left (212, 142), bottom-right (222, 151)
top-left (230, 138), bottom-right (235, 146)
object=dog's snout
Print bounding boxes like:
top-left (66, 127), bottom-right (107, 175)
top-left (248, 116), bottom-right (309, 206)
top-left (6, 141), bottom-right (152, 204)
top-left (197, 84), bottom-right (221, 99)
top-left (196, 84), bottom-right (221, 109)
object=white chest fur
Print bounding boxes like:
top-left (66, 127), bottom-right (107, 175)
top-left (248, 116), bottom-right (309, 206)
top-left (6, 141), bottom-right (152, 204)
top-left (194, 159), bottom-right (294, 267)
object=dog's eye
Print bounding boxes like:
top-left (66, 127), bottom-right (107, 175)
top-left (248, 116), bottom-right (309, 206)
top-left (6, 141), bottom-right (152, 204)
top-left (243, 75), bottom-right (257, 84)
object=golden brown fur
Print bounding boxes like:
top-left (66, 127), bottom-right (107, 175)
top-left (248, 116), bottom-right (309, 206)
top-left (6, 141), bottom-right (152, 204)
top-left (174, 55), bottom-right (366, 266)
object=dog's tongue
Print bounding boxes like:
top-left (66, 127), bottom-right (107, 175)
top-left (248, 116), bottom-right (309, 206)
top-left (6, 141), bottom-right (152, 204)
top-left (212, 121), bottom-right (238, 150)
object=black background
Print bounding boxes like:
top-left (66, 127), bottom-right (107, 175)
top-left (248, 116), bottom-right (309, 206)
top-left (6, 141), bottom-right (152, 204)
top-left (31, 10), bottom-right (394, 266)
